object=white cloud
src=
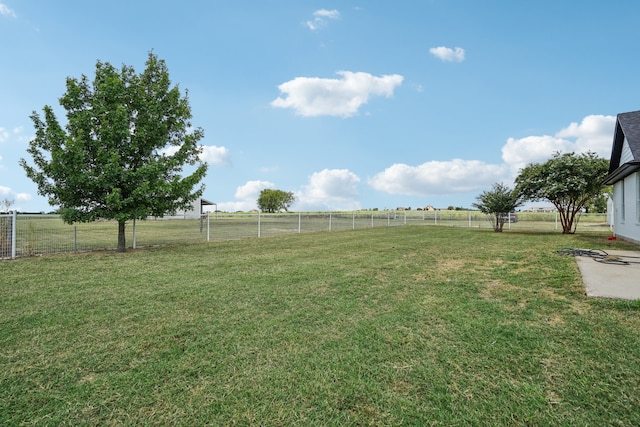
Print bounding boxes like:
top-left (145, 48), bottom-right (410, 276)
top-left (502, 114), bottom-right (616, 172)
top-left (555, 114), bottom-right (616, 156)
top-left (234, 180), bottom-right (274, 200)
top-left (161, 145), bottom-right (180, 156)
top-left (0, 187), bottom-right (30, 209)
top-left (215, 180), bottom-right (274, 212)
top-left (368, 114), bottom-right (616, 199)
top-left (200, 145), bottom-right (230, 165)
top-left (369, 160), bottom-right (508, 196)
top-left (16, 193), bottom-right (31, 202)
top-left (296, 169), bottom-right (361, 211)
top-left (160, 144), bottom-right (230, 165)
top-left (271, 71), bottom-right (404, 117)
top-left (0, 127), bottom-right (9, 143)
top-left (501, 135), bottom-right (575, 173)
top-left (429, 46), bottom-right (465, 62)
top-left (306, 9), bottom-right (340, 30)
top-left (0, 3), bottom-right (16, 18)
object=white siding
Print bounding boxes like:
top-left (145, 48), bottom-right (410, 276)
top-left (621, 138), bottom-right (634, 164)
top-left (637, 174), bottom-right (640, 223)
top-left (614, 171), bottom-right (640, 244)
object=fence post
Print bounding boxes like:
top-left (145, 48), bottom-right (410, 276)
top-left (329, 212), bottom-right (332, 231)
top-left (404, 211), bottom-right (407, 225)
top-left (74, 225), bottom-right (77, 252)
top-left (258, 211), bottom-right (261, 238)
top-left (387, 210), bottom-right (390, 226)
top-left (435, 210), bottom-right (438, 225)
top-left (352, 212), bottom-right (355, 230)
top-left (469, 212), bottom-right (471, 227)
top-left (371, 211), bottom-right (374, 227)
top-left (11, 210), bottom-right (17, 259)
top-left (207, 213), bottom-right (210, 241)
top-left (133, 219), bottom-right (137, 249)
top-left (298, 211), bottom-right (301, 233)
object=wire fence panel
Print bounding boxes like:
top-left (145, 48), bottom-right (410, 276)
top-left (1, 211), bottom-right (610, 260)
top-left (209, 213), bottom-right (260, 241)
top-left (0, 213), bottom-right (14, 259)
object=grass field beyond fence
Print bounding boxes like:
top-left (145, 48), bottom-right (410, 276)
top-left (1, 210), bottom-right (610, 259)
top-left (2, 226), bottom-right (639, 425)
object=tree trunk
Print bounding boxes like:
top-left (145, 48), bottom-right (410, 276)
top-left (561, 209), bottom-right (578, 234)
top-left (117, 220), bottom-right (126, 252)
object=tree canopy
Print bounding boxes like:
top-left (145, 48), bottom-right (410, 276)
top-left (472, 182), bottom-right (523, 232)
top-left (515, 151), bottom-right (609, 234)
top-left (20, 53), bottom-right (208, 251)
top-left (257, 189), bottom-right (295, 213)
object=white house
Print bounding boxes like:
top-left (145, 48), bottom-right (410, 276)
top-left (604, 110), bottom-right (640, 244)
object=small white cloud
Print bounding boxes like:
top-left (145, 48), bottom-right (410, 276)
top-left (369, 160), bottom-right (508, 196)
top-left (306, 8), bottom-right (340, 30)
top-left (0, 187), bottom-right (31, 210)
top-left (200, 145), bottom-right (230, 165)
top-left (0, 127), bottom-right (9, 143)
top-left (272, 71), bottom-right (404, 118)
top-left (234, 180), bottom-right (274, 200)
top-left (161, 145), bottom-right (180, 156)
top-left (429, 46), bottom-right (465, 62)
top-left (16, 193), bottom-right (32, 202)
top-left (296, 169), bottom-right (361, 211)
top-left (160, 144), bottom-right (230, 165)
top-left (0, 3), bottom-right (16, 18)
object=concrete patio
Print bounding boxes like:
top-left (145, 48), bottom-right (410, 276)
top-left (574, 249), bottom-right (640, 300)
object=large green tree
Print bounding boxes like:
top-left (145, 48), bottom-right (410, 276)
top-left (472, 182), bottom-right (523, 232)
top-left (257, 189), bottom-right (295, 213)
top-left (515, 151), bottom-right (609, 234)
top-left (20, 53), bottom-right (208, 251)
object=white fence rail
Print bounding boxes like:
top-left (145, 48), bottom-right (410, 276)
top-left (1, 210), bottom-right (609, 259)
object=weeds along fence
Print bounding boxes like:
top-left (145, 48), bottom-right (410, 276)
top-left (0, 210), bottom-right (610, 259)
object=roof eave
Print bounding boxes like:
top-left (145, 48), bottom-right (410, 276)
top-left (604, 162), bottom-right (640, 185)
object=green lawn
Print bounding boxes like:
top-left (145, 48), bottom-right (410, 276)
top-left (1, 226), bottom-right (639, 425)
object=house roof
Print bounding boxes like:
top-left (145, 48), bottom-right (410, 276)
top-left (604, 110), bottom-right (640, 185)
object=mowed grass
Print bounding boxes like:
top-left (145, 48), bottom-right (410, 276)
top-left (1, 226), bottom-right (640, 425)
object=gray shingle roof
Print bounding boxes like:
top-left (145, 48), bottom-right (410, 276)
top-left (604, 110), bottom-right (640, 184)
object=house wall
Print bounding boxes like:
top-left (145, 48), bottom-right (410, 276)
top-left (613, 171), bottom-right (640, 244)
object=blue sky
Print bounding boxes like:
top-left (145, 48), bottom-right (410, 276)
top-left (1, 1), bottom-right (639, 213)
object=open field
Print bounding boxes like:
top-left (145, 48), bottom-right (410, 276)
top-left (2, 226), bottom-right (639, 425)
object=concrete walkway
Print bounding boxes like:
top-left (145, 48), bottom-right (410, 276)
top-left (574, 249), bottom-right (640, 300)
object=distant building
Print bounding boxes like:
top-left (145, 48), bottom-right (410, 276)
top-left (170, 197), bottom-right (215, 219)
top-left (527, 206), bottom-right (556, 213)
